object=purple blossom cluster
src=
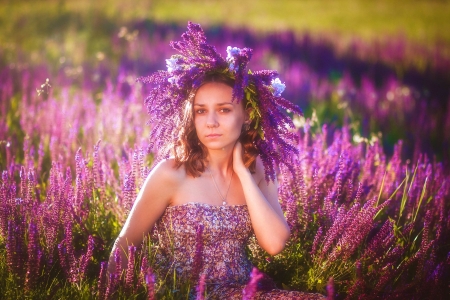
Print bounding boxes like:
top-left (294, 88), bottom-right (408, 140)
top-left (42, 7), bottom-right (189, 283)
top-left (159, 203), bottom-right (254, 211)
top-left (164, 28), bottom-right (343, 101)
top-left (0, 59), bottom-right (154, 297)
top-left (254, 121), bottom-right (450, 299)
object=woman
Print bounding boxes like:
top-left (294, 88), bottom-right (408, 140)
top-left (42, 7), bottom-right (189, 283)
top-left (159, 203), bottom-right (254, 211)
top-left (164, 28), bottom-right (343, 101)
top-left (109, 22), bottom-right (325, 299)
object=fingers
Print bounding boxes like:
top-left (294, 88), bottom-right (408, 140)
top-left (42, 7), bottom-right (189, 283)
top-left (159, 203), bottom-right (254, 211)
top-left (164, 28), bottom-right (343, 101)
top-left (233, 141), bottom-right (243, 158)
top-left (234, 140), bottom-right (242, 150)
top-left (232, 141), bottom-right (250, 177)
top-left (233, 141), bottom-right (244, 166)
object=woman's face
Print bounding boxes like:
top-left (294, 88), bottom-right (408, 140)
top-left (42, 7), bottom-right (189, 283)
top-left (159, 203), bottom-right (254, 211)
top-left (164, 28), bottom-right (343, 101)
top-left (193, 82), bottom-right (247, 151)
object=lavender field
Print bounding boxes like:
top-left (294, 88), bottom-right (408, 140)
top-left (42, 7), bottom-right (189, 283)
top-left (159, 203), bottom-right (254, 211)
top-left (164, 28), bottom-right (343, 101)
top-left (1, 19), bottom-right (450, 299)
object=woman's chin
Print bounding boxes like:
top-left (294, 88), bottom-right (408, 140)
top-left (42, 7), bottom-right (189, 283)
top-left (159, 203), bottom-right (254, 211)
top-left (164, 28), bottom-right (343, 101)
top-left (200, 136), bottom-right (240, 151)
top-left (205, 145), bottom-right (228, 151)
top-left (202, 142), bottom-right (233, 151)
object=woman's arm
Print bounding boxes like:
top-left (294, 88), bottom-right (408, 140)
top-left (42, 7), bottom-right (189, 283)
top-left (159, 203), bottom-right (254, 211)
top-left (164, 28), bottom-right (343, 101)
top-left (233, 142), bottom-right (290, 256)
top-left (107, 159), bottom-right (180, 273)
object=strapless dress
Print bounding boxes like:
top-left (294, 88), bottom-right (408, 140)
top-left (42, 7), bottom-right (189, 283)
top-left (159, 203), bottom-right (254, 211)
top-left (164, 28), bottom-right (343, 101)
top-left (151, 202), bottom-right (325, 299)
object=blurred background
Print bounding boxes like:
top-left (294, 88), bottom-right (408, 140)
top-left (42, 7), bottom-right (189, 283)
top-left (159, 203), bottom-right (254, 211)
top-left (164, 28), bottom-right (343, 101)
top-left (1, 0), bottom-right (450, 165)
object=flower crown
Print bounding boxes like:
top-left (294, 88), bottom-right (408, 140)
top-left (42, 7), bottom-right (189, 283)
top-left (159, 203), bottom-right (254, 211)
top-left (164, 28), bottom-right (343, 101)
top-left (139, 22), bottom-right (302, 182)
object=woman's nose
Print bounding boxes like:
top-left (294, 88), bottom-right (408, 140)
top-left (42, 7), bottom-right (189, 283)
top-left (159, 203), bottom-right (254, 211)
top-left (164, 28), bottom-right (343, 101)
top-left (206, 112), bottom-right (219, 128)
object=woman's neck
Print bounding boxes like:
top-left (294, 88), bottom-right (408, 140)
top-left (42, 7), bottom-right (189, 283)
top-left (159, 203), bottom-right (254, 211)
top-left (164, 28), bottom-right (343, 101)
top-left (206, 148), bottom-right (233, 176)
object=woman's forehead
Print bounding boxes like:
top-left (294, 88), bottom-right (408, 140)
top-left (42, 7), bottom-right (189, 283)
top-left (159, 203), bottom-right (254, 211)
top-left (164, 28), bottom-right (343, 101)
top-left (194, 82), bottom-right (234, 104)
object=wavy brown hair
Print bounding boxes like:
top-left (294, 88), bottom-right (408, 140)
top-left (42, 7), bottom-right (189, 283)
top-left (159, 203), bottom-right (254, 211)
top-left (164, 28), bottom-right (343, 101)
top-left (173, 73), bottom-right (260, 177)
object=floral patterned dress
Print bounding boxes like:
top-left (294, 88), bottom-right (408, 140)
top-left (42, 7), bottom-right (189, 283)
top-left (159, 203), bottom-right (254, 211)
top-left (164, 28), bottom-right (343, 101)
top-left (152, 202), bottom-right (326, 299)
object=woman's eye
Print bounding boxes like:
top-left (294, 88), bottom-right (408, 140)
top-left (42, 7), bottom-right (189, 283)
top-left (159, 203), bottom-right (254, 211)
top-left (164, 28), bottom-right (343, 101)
top-left (220, 108), bottom-right (231, 113)
top-left (196, 109), bottom-right (205, 114)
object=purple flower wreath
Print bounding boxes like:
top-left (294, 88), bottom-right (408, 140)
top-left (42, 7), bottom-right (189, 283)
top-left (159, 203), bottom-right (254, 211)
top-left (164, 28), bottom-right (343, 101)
top-left (139, 22), bottom-right (302, 182)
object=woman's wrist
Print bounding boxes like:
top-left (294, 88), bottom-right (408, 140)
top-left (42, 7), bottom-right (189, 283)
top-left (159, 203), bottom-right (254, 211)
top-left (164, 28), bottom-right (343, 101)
top-left (234, 166), bottom-right (252, 181)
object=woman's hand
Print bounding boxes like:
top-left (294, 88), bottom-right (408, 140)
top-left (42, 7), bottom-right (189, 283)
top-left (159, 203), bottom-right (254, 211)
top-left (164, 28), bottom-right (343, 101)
top-left (233, 151), bottom-right (290, 255)
top-left (232, 141), bottom-right (248, 176)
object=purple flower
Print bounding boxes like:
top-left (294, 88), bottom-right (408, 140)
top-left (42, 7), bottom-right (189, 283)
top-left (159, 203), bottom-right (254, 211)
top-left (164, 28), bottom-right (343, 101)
top-left (97, 261), bottom-right (107, 299)
top-left (25, 222), bottom-right (40, 291)
top-left (125, 245), bottom-right (136, 291)
top-left (57, 242), bottom-right (68, 273)
top-left (123, 171), bottom-right (136, 211)
top-left (310, 226), bottom-right (323, 258)
top-left (196, 273), bottom-right (206, 300)
top-left (327, 277), bottom-right (335, 300)
top-left (144, 268), bottom-right (156, 300)
top-left (104, 272), bottom-right (118, 300)
top-left (168, 76), bottom-right (177, 85)
top-left (140, 255), bottom-right (149, 285)
top-left (79, 235), bottom-right (95, 280)
top-left (114, 247), bottom-right (122, 280)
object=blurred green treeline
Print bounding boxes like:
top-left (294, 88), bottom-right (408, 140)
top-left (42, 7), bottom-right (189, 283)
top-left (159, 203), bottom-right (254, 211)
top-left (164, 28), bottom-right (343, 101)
top-left (1, 0), bottom-right (450, 66)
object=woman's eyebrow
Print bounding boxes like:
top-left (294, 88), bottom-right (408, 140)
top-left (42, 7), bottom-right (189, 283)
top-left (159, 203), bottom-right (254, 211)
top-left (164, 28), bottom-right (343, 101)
top-left (193, 102), bottom-right (233, 106)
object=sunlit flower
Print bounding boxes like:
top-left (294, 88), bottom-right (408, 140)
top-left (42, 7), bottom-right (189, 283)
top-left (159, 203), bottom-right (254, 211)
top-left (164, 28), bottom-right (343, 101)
top-left (226, 46), bottom-right (241, 71)
top-left (226, 46), bottom-right (241, 60)
top-left (166, 57), bottom-right (181, 73)
top-left (271, 78), bottom-right (285, 96)
top-left (168, 76), bottom-right (177, 85)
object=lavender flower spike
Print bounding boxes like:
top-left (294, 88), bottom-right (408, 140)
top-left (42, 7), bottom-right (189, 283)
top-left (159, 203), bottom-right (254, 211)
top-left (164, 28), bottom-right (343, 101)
top-left (97, 261), bottom-right (107, 299)
top-left (271, 78), bottom-right (286, 97)
top-left (125, 245), bottom-right (136, 290)
top-left (145, 269), bottom-right (156, 300)
top-left (327, 277), bottom-right (335, 300)
top-left (196, 273), bottom-right (206, 300)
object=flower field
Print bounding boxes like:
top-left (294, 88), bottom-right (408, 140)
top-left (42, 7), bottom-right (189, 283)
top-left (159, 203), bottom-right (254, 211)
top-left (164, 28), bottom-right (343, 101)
top-left (1, 20), bottom-right (449, 299)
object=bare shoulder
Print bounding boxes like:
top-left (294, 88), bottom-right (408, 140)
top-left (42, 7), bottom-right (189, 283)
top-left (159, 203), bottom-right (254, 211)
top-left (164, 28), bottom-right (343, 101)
top-left (139, 158), bottom-right (186, 204)
top-left (254, 156), bottom-right (279, 187)
top-left (146, 158), bottom-right (186, 184)
top-left (254, 156), bottom-right (280, 210)
top-left (254, 156), bottom-right (268, 185)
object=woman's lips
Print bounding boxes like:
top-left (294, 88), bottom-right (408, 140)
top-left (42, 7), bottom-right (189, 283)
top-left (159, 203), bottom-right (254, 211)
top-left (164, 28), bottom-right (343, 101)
top-left (206, 134), bottom-right (221, 138)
